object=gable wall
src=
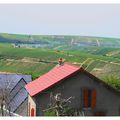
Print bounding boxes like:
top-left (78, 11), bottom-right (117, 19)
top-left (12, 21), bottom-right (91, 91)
top-left (28, 95), bottom-right (36, 116)
top-left (34, 71), bottom-right (120, 116)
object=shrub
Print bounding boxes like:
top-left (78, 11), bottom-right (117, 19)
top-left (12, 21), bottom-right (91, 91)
top-left (103, 75), bottom-right (120, 89)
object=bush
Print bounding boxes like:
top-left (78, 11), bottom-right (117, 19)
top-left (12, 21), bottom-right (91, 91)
top-left (44, 110), bottom-right (56, 116)
top-left (103, 75), bottom-right (120, 89)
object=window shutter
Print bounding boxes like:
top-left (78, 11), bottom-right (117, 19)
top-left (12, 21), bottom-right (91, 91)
top-left (91, 89), bottom-right (96, 109)
top-left (83, 88), bottom-right (89, 108)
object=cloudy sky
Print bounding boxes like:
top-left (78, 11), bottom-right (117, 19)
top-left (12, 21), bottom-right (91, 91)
top-left (0, 4), bottom-right (120, 38)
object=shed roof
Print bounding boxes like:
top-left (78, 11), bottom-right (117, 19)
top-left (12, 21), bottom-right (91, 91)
top-left (25, 63), bottom-right (81, 96)
top-left (0, 74), bottom-right (31, 91)
top-left (0, 74), bottom-right (32, 113)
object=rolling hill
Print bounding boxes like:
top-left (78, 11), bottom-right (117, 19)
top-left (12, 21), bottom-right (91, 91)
top-left (0, 33), bottom-right (120, 89)
top-left (0, 43), bottom-right (119, 79)
top-left (0, 33), bottom-right (120, 48)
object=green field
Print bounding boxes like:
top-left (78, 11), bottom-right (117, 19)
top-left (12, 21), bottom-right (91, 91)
top-left (0, 33), bottom-right (120, 89)
top-left (0, 43), bottom-right (120, 81)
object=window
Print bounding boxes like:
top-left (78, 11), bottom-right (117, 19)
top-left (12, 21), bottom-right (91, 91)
top-left (83, 88), bottom-right (96, 109)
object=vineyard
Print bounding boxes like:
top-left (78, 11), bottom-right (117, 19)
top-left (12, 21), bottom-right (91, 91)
top-left (0, 43), bottom-right (120, 81)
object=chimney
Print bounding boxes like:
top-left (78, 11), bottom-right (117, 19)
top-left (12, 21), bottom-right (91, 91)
top-left (58, 58), bottom-right (64, 65)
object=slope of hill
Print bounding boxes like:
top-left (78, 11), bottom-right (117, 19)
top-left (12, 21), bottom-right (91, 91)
top-left (0, 33), bottom-right (120, 48)
top-left (0, 43), bottom-right (120, 81)
top-left (0, 33), bottom-right (120, 89)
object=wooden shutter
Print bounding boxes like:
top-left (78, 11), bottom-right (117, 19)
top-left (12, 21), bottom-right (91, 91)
top-left (83, 88), bottom-right (89, 108)
top-left (91, 89), bottom-right (96, 109)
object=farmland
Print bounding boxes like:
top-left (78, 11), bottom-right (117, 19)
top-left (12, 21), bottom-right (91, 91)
top-left (0, 33), bottom-right (120, 89)
top-left (0, 42), bottom-right (120, 81)
top-left (0, 33), bottom-right (120, 48)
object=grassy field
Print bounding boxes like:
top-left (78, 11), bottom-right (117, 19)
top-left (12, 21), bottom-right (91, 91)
top-left (0, 33), bottom-right (120, 89)
top-left (0, 43), bottom-right (120, 81)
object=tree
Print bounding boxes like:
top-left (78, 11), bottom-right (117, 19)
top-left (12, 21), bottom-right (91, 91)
top-left (0, 75), bottom-right (19, 116)
top-left (43, 93), bottom-right (85, 116)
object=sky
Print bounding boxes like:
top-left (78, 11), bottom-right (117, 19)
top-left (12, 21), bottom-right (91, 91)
top-left (0, 4), bottom-right (120, 38)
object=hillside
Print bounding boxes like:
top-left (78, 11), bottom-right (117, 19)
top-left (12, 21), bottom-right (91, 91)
top-left (0, 43), bottom-right (120, 80)
top-left (0, 33), bottom-right (120, 89)
top-left (0, 33), bottom-right (120, 48)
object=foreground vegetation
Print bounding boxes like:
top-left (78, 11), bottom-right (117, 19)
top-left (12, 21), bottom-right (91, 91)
top-left (103, 76), bottom-right (120, 89)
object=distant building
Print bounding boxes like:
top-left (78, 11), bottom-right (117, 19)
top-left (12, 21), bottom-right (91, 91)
top-left (0, 74), bottom-right (32, 116)
top-left (25, 61), bottom-right (120, 116)
top-left (13, 43), bottom-right (20, 48)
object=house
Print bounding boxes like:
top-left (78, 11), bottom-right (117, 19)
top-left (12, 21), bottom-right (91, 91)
top-left (0, 74), bottom-right (32, 116)
top-left (25, 60), bottom-right (120, 116)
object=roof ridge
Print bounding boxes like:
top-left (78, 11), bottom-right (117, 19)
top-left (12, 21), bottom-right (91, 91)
top-left (34, 62), bottom-right (80, 81)
top-left (64, 62), bottom-right (80, 68)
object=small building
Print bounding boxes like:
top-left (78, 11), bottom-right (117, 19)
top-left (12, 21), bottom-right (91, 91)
top-left (25, 62), bottom-right (120, 116)
top-left (0, 74), bottom-right (32, 116)
top-left (13, 43), bottom-right (20, 48)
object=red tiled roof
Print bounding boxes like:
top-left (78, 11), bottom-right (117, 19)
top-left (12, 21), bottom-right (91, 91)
top-left (25, 63), bottom-right (81, 96)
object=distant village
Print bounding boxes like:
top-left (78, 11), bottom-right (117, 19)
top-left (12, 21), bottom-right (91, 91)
top-left (0, 58), bottom-right (120, 116)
